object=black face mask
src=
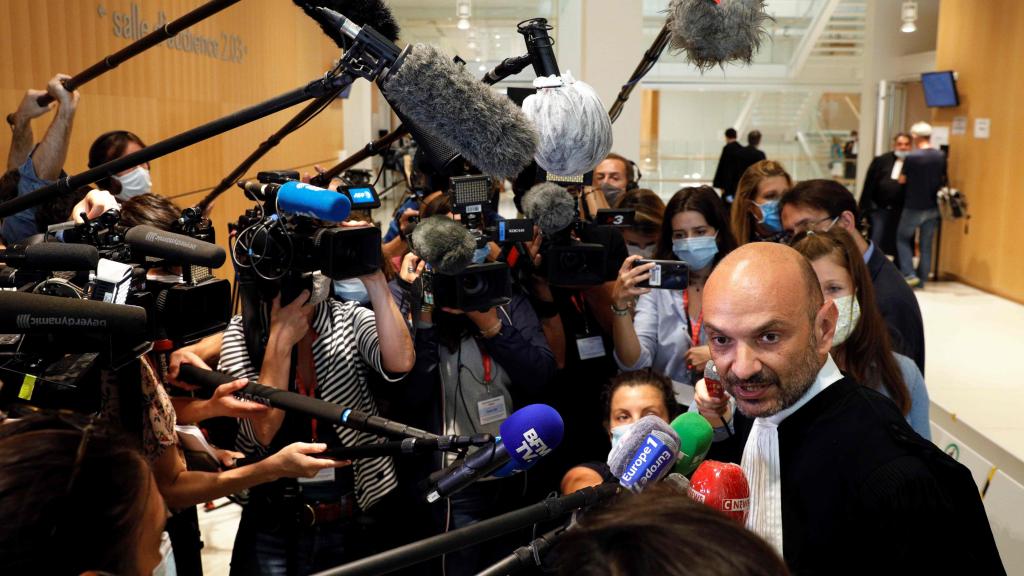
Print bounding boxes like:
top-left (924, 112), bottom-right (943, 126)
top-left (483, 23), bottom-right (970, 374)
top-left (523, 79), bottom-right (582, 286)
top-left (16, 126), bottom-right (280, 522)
top-left (600, 183), bottom-right (625, 205)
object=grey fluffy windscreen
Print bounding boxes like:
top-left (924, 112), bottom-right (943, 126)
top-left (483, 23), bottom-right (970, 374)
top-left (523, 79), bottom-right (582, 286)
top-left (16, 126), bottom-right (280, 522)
top-left (523, 74), bottom-right (613, 177)
top-left (380, 43), bottom-right (540, 179)
top-left (521, 182), bottom-right (576, 236)
top-left (410, 216), bottom-right (476, 275)
top-left (667, 0), bottom-right (772, 71)
top-left (291, 0), bottom-right (401, 47)
top-left (607, 415), bottom-right (681, 478)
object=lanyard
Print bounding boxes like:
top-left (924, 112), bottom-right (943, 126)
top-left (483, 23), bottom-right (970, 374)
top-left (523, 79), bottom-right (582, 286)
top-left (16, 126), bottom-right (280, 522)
top-left (682, 288), bottom-right (703, 346)
top-left (570, 292), bottom-right (593, 336)
top-left (478, 344), bottom-right (493, 384)
top-left (296, 348), bottom-right (318, 442)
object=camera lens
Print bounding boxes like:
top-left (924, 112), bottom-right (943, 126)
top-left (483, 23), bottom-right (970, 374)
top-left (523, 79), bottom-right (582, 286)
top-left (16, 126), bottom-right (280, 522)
top-left (461, 272), bottom-right (488, 296)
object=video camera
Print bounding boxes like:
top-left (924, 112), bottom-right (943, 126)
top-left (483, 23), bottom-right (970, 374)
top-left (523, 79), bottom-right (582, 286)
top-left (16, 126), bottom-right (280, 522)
top-left (532, 173), bottom-right (616, 287)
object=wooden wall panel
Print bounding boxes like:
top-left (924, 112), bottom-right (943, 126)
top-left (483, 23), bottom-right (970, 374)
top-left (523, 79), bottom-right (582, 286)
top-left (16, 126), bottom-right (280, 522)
top-left (933, 0), bottom-right (1024, 303)
top-left (0, 0), bottom-right (348, 279)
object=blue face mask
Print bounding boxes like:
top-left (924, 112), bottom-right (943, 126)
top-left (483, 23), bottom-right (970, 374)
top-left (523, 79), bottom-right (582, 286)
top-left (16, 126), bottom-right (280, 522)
top-left (333, 278), bottom-right (369, 304)
top-left (610, 422), bottom-right (635, 450)
top-left (672, 235), bottom-right (719, 270)
top-left (756, 199), bottom-right (783, 232)
top-left (472, 245), bottom-right (491, 264)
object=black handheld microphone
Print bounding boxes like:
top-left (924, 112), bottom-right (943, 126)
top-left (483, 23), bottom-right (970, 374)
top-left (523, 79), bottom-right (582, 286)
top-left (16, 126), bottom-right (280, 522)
top-left (125, 225), bottom-right (226, 268)
top-left (0, 243), bottom-right (100, 271)
top-left (0, 291), bottom-right (147, 335)
top-left (177, 364), bottom-right (439, 440)
top-left (517, 18), bottom-right (560, 78)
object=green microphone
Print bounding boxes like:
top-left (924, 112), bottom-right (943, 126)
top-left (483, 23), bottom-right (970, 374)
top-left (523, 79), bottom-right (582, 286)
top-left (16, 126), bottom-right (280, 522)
top-left (670, 412), bottom-right (714, 477)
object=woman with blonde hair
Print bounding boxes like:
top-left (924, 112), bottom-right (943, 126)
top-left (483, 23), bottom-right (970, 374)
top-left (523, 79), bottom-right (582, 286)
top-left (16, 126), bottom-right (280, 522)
top-left (612, 188), bottom-right (665, 259)
top-left (731, 160), bottom-right (792, 245)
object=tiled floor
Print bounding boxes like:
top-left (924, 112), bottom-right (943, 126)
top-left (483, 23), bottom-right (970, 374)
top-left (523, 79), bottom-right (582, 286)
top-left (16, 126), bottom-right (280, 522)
top-left (916, 281), bottom-right (1024, 463)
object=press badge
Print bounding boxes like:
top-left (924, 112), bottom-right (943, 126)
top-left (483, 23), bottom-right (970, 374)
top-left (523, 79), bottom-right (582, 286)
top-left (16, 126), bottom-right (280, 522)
top-left (478, 396), bottom-right (508, 426)
top-left (298, 467), bottom-right (336, 484)
top-left (576, 335), bottom-right (606, 360)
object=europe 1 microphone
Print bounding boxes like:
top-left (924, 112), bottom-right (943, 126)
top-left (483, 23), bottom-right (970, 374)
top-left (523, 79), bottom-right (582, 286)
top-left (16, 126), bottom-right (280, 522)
top-left (425, 404), bottom-right (564, 503)
top-left (176, 364), bottom-right (439, 441)
top-left (606, 415), bottom-right (680, 493)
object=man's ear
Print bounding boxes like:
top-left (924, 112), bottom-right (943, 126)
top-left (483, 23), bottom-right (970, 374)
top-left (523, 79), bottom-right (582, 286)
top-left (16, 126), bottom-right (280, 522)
top-left (839, 210), bottom-right (858, 232)
top-left (815, 299), bottom-right (838, 356)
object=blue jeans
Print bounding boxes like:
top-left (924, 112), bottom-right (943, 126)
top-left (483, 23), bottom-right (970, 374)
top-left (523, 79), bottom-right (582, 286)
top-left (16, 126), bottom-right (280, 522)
top-left (897, 207), bottom-right (941, 284)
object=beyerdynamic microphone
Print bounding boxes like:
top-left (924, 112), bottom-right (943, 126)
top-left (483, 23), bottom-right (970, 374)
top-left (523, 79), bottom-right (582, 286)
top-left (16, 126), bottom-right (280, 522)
top-left (241, 180), bottom-right (352, 222)
top-left (667, 0), bottom-right (772, 71)
top-left (0, 291), bottom-right (148, 335)
top-left (408, 215), bottom-right (477, 275)
top-left (687, 460), bottom-right (751, 524)
top-left (0, 243), bottom-right (99, 271)
top-left (125, 225), bottom-right (227, 268)
top-left (304, 6), bottom-right (540, 179)
top-left (669, 412), bottom-right (714, 477)
top-left (518, 18), bottom-right (613, 177)
top-left (426, 404), bottom-right (564, 502)
top-left (607, 415), bottom-right (681, 493)
top-left (521, 182), bottom-right (576, 236)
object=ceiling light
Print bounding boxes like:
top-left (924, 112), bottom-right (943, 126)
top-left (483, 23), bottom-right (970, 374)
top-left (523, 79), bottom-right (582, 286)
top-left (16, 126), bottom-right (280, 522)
top-left (478, 64), bottom-right (487, 72)
top-left (494, 34), bottom-right (501, 40)
top-left (457, 17), bottom-right (471, 30)
top-left (495, 42), bottom-right (501, 48)
top-left (900, 1), bottom-right (918, 34)
top-left (467, 41), bottom-right (477, 49)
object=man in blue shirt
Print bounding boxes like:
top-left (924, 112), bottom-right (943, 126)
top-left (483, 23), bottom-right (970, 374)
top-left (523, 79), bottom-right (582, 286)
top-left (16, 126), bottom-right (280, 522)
top-left (897, 122), bottom-right (947, 288)
top-left (1, 74), bottom-right (79, 245)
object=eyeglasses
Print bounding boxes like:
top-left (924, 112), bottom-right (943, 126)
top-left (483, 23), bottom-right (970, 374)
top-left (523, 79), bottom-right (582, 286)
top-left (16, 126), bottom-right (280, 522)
top-left (790, 215), bottom-right (839, 235)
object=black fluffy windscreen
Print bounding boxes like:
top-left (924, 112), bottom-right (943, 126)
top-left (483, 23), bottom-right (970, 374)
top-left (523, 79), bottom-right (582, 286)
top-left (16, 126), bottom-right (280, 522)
top-left (291, 0), bottom-right (401, 47)
top-left (381, 43), bottom-right (540, 179)
top-left (410, 216), bottom-right (476, 275)
top-left (667, 0), bottom-right (772, 71)
top-left (522, 182), bottom-right (576, 236)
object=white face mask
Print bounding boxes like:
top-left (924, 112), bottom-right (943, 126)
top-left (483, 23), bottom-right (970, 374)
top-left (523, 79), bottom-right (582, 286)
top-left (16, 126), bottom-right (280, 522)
top-left (333, 277), bottom-right (370, 304)
top-left (152, 531), bottom-right (177, 576)
top-left (115, 166), bottom-right (152, 198)
top-left (626, 244), bottom-right (655, 259)
top-left (610, 422), bottom-right (635, 450)
top-left (831, 294), bottom-right (862, 347)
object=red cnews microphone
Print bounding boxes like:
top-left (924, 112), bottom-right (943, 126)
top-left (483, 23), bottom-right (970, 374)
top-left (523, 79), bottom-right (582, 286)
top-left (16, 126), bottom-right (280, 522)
top-left (687, 460), bottom-right (750, 524)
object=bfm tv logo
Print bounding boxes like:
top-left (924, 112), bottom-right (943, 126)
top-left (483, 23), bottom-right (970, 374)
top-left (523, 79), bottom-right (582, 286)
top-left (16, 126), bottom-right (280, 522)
top-left (514, 428), bottom-right (551, 462)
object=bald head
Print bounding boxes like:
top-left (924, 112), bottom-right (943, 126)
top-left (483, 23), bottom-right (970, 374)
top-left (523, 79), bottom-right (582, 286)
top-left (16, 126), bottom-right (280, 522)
top-left (703, 243), bottom-right (835, 418)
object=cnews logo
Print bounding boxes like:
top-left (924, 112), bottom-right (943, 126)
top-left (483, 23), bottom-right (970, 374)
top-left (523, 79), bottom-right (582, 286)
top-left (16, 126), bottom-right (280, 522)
top-left (722, 498), bottom-right (749, 512)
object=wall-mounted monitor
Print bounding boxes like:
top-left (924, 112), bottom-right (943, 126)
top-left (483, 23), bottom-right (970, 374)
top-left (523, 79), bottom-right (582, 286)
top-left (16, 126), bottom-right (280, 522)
top-left (921, 71), bottom-right (960, 108)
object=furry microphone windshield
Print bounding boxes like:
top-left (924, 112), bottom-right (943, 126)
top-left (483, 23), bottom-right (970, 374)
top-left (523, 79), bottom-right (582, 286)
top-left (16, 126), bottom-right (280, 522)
top-left (521, 182), bottom-right (576, 236)
top-left (291, 0), bottom-right (401, 46)
top-left (409, 216), bottom-right (476, 275)
top-left (667, 0), bottom-right (771, 71)
top-left (380, 43), bottom-right (540, 179)
top-left (523, 72), bottom-right (613, 177)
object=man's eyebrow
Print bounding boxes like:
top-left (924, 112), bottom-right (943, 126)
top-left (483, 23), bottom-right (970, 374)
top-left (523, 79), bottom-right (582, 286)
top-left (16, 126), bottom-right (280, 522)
top-left (705, 319), bottom-right (790, 335)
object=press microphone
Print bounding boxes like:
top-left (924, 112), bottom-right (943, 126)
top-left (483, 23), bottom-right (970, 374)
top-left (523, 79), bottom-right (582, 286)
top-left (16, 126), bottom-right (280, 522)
top-left (291, 0), bottom-right (401, 46)
top-left (408, 215), bottom-right (476, 275)
top-left (125, 225), bottom-right (226, 268)
top-left (0, 291), bottom-right (147, 335)
top-left (237, 434), bottom-right (494, 466)
top-left (669, 412), bottom-right (714, 476)
top-left (687, 460), bottom-right (750, 523)
top-left (0, 243), bottom-right (99, 271)
top-left (176, 364), bottom-right (440, 441)
top-left (241, 180), bottom-right (352, 222)
top-left (518, 19), bottom-right (613, 177)
top-left (607, 415), bottom-right (680, 493)
top-left (521, 182), bottom-right (576, 236)
top-left (667, 0), bottom-right (772, 71)
top-left (305, 6), bottom-right (540, 178)
top-left (426, 404), bottom-right (564, 502)
top-left (705, 359), bottom-right (725, 399)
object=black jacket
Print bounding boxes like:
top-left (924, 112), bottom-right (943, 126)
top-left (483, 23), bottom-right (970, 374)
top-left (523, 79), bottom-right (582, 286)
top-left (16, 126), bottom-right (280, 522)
top-left (708, 377), bottom-right (1003, 575)
top-left (713, 141), bottom-right (747, 197)
top-left (859, 151), bottom-right (905, 212)
top-left (867, 245), bottom-right (925, 373)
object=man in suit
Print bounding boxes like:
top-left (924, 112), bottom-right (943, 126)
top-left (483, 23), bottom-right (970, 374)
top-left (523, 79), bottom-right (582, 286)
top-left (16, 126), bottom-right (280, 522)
top-left (859, 132), bottom-right (912, 264)
top-left (779, 179), bottom-right (925, 374)
top-left (712, 128), bottom-right (746, 204)
top-left (694, 242), bottom-right (1003, 575)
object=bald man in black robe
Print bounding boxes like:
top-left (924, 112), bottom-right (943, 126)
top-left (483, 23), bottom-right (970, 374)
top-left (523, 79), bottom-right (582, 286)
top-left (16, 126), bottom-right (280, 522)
top-left (694, 243), bottom-right (1003, 575)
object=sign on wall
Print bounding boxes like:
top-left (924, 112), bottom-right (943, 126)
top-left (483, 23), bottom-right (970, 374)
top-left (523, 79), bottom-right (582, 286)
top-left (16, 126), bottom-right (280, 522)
top-left (98, 3), bottom-right (247, 63)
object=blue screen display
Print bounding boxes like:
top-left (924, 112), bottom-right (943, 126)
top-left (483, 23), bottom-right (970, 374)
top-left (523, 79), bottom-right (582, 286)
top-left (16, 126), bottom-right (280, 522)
top-left (921, 71), bottom-right (959, 108)
top-left (349, 187), bottom-right (375, 206)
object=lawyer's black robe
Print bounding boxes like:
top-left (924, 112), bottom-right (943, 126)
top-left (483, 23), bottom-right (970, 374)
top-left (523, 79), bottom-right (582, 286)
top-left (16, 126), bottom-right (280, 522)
top-left (707, 376), bottom-right (1004, 575)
